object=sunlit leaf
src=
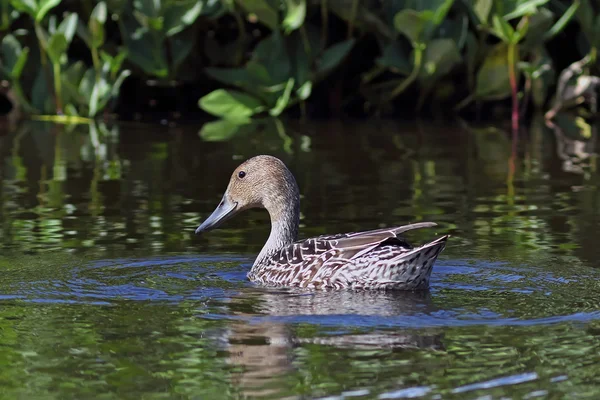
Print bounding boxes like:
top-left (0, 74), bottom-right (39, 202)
top-left (282, 0), bottom-right (306, 34)
top-left (35, 0), bottom-right (61, 22)
top-left (9, 0), bottom-right (36, 18)
top-left (164, 0), bottom-right (203, 36)
top-left (89, 75), bottom-right (110, 116)
top-left (57, 13), bottom-right (78, 45)
top-left (473, 0), bottom-right (493, 25)
top-left (91, 1), bottom-right (107, 24)
top-left (491, 14), bottom-right (514, 42)
top-left (199, 89), bottom-right (265, 119)
top-left (503, 0), bottom-right (550, 20)
top-left (270, 78), bottom-right (294, 116)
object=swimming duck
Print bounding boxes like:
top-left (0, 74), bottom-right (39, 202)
top-left (195, 155), bottom-right (448, 290)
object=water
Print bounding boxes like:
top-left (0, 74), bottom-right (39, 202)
top-left (0, 114), bottom-right (600, 398)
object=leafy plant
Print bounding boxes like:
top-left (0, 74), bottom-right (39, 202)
top-left (118, 0), bottom-right (206, 79)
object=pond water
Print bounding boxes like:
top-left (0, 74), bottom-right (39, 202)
top-left (0, 114), bottom-right (599, 399)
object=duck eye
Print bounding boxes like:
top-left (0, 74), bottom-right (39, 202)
top-left (238, 171), bottom-right (246, 179)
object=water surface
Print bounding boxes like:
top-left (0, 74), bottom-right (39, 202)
top-left (0, 115), bottom-right (599, 398)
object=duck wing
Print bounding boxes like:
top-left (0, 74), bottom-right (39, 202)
top-left (310, 222), bottom-right (438, 260)
top-left (253, 222), bottom-right (438, 287)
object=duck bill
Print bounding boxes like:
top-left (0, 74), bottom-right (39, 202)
top-left (195, 195), bottom-right (238, 234)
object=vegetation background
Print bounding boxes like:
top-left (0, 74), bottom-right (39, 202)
top-left (0, 0), bottom-right (599, 136)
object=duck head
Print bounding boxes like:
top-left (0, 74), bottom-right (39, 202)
top-left (195, 155), bottom-right (300, 234)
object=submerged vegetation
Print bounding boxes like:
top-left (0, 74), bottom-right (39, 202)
top-left (0, 0), bottom-right (599, 129)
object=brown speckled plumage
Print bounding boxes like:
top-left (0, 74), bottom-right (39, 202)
top-left (196, 155), bottom-right (448, 290)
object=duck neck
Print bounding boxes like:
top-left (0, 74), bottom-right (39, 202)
top-left (253, 194), bottom-right (300, 267)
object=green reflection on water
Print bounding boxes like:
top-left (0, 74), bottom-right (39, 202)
top-left (0, 114), bottom-right (599, 398)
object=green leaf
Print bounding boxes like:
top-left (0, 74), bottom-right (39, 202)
top-left (35, 0), bottom-right (61, 22)
top-left (32, 67), bottom-right (51, 112)
top-left (235, 0), bottom-right (278, 30)
top-left (199, 89), bottom-right (265, 119)
top-left (296, 80), bottom-right (311, 100)
top-left (270, 78), bottom-right (294, 116)
top-left (521, 7), bottom-right (552, 49)
top-left (473, 0), bottom-right (493, 25)
top-left (418, 38), bottom-right (461, 84)
top-left (475, 42), bottom-right (512, 100)
top-left (46, 33), bottom-right (68, 64)
top-left (491, 14), bottom-right (514, 42)
top-left (89, 13), bottom-right (106, 48)
top-left (316, 38), bottom-right (355, 77)
top-left (1, 34), bottom-right (29, 78)
top-left (282, 0), bottom-right (305, 34)
top-left (199, 119), bottom-right (249, 141)
top-left (121, 18), bottom-right (168, 77)
top-left (503, 0), bottom-right (550, 20)
top-left (543, 1), bottom-right (579, 41)
top-left (9, 0), bottom-right (36, 18)
top-left (252, 31), bottom-right (291, 84)
top-left (133, 0), bottom-right (160, 18)
top-left (89, 75), bottom-right (110, 117)
top-left (110, 69), bottom-right (131, 98)
top-left (58, 13), bottom-right (78, 45)
top-left (164, 0), bottom-right (203, 36)
top-left (290, 31), bottom-right (310, 87)
top-left (91, 1), bottom-right (107, 24)
top-left (394, 9), bottom-right (427, 44)
top-left (78, 68), bottom-right (96, 99)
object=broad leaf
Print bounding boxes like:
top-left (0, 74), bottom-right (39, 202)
top-left (252, 31), bottom-right (291, 84)
top-left (491, 14), bottom-right (514, 42)
top-left (199, 89), bottom-right (265, 119)
top-left (89, 2), bottom-right (107, 48)
top-left (394, 9), bottom-right (427, 44)
top-left (473, 0), bottom-right (493, 25)
top-left (58, 13), bottom-right (78, 44)
top-left (282, 0), bottom-right (305, 34)
top-left (46, 32), bottom-right (68, 64)
top-left (475, 42), bottom-right (512, 100)
top-left (1, 34), bottom-right (29, 78)
top-left (418, 38), bottom-right (461, 84)
top-left (164, 0), bottom-right (203, 36)
top-left (316, 38), bottom-right (355, 77)
top-left (91, 1), bottom-right (107, 24)
top-left (9, 0), bottom-right (36, 17)
top-left (35, 0), bottom-right (61, 22)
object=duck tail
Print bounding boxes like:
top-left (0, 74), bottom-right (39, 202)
top-left (391, 234), bottom-right (449, 263)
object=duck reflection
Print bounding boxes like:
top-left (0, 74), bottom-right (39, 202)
top-left (223, 288), bottom-right (444, 397)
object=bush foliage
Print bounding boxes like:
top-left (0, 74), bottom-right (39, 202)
top-left (0, 0), bottom-right (599, 125)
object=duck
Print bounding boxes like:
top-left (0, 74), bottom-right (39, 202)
top-left (195, 155), bottom-right (448, 290)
